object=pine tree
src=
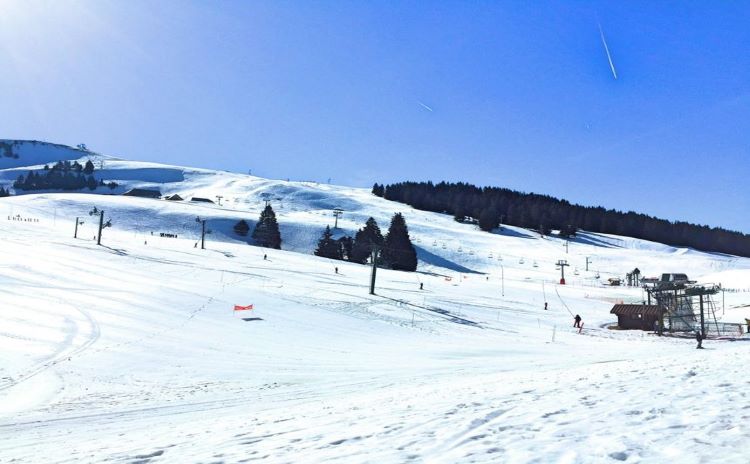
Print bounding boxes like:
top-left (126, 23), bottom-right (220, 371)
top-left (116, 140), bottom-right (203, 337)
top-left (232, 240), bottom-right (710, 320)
top-left (0, 187), bottom-right (8, 197)
top-left (350, 217), bottom-right (384, 264)
top-left (478, 208), bottom-right (500, 232)
top-left (314, 225), bottom-right (343, 259)
top-left (381, 213), bottom-right (417, 271)
top-left (252, 205), bottom-right (282, 249)
top-left (83, 160), bottom-right (95, 175)
top-left (559, 224), bottom-right (577, 238)
top-left (337, 236), bottom-right (353, 261)
top-left (13, 174), bottom-right (24, 190)
top-left (233, 219), bottom-right (250, 236)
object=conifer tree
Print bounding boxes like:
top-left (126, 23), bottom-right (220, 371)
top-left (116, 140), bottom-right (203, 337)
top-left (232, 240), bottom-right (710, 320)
top-left (252, 205), bottom-right (282, 249)
top-left (350, 217), bottom-right (384, 264)
top-left (337, 236), bottom-right (353, 261)
top-left (478, 208), bottom-right (500, 232)
top-left (314, 225), bottom-right (343, 259)
top-left (83, 160), bottom-right (95, 175)
top-left (381, 213), bottom-right (417, 271)
top-left (233, 219), bottom-right (250, 236)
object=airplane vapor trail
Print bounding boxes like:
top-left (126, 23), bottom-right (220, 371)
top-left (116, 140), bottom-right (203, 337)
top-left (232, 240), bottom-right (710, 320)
top-left (598, 22), bottom-right (617, 80)
top-left (417, 100), bottom-right (433, 112)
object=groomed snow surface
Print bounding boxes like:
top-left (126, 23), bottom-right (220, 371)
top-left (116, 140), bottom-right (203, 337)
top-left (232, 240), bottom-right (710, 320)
top-left (2, 152), bottom-right (750, 463)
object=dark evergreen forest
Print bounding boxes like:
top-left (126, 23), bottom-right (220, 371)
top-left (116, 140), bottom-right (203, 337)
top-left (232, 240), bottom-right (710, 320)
top-left (12, 160), bottom-right (116, 192)
top-left (372, 181), bottom-right (750, 258)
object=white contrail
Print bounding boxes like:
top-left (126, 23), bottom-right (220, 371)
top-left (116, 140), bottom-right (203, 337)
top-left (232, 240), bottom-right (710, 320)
top-left (598, 21), bottom-right (617, 80)
top-left (417, 100), bottom-right (434, 112)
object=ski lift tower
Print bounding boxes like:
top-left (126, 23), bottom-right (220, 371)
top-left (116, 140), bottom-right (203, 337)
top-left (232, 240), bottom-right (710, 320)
top-left (556, 260), bottom-right (569, 285)
top-left (89, 207), bottom-right (112, 246)
top-left (260, 192), bottom-right (272, 208)
top-left (332, 208), bottom-right (344, 229)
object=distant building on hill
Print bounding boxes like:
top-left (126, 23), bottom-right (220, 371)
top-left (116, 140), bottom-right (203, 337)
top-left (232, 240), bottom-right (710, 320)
top-left (123, 188), bottom-right (161, 199)
top-left (190, 197), bottom-right (214, 204)
top-left (164, 194), bottom-right (184, 201)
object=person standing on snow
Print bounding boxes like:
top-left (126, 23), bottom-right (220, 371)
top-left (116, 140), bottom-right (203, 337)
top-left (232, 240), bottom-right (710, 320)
top-left (574, 314), bottom-right (582, 328)
top-left (696, 331), bottom-right (704, 349)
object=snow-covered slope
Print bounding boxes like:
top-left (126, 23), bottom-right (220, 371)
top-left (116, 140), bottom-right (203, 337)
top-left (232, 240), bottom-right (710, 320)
top-left (0, 140), bottom-right (111, 169)
top-left (1, 141), bottom-right (750, 463)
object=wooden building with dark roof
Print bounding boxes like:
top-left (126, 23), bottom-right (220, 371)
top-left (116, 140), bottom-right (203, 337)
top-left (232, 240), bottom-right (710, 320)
top-left (123, 188), bottom-right (162, 199)
top-left (610, 304), bottom-right (663, 331)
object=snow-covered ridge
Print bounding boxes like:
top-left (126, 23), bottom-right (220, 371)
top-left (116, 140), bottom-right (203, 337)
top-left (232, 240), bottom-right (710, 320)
top-left (1, 139), bottom-right (748, 277)
top-left (0, 139), bottom-right (113, 169)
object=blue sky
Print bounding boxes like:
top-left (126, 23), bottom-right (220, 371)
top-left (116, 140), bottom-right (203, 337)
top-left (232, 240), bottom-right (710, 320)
top-left (1, 1), bottom-right (749, 232)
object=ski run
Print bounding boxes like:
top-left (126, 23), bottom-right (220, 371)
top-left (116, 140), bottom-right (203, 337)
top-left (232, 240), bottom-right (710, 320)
top-left (1, 142), bottom-right (750, 463)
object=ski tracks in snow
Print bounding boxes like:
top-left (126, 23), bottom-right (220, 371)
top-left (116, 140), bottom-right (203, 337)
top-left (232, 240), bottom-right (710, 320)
top-left (0, 300), bottom-right (100, 393)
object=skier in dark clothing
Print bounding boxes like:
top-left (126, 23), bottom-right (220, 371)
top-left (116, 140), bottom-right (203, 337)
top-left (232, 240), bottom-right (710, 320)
top-left (573, 314), bottom-right (582, 328)
top-left (544, 302), bottom-right (548, 311)
top-left (420, 282), bottom-right (424, 290)
top-left (696, 331), bottom-right (704, 349)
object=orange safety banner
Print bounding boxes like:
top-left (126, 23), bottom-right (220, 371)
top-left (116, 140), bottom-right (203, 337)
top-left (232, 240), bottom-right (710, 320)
top-left (234, 304), bottom-right (254, 311)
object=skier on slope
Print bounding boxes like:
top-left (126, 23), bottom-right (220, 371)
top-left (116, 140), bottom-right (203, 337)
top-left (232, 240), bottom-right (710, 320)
top-left (695, 331), bottom-right (704, 349)
top-left (573, 314), bottom-right (582, 328)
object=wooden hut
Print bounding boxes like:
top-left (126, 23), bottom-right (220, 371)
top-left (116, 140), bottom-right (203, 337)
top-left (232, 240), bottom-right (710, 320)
top-left (610, 304), bottom-right (662, 331)
top-left (123, 188), bottom-right (161, 199)
top-left (164, 194), bottom-right (183, 201)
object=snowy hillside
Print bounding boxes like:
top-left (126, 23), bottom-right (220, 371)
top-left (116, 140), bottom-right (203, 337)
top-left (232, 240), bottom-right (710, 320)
top-left (1, 141), bottom-right (750, 463)
top-left (0, 140), bottom-right (110, 170)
